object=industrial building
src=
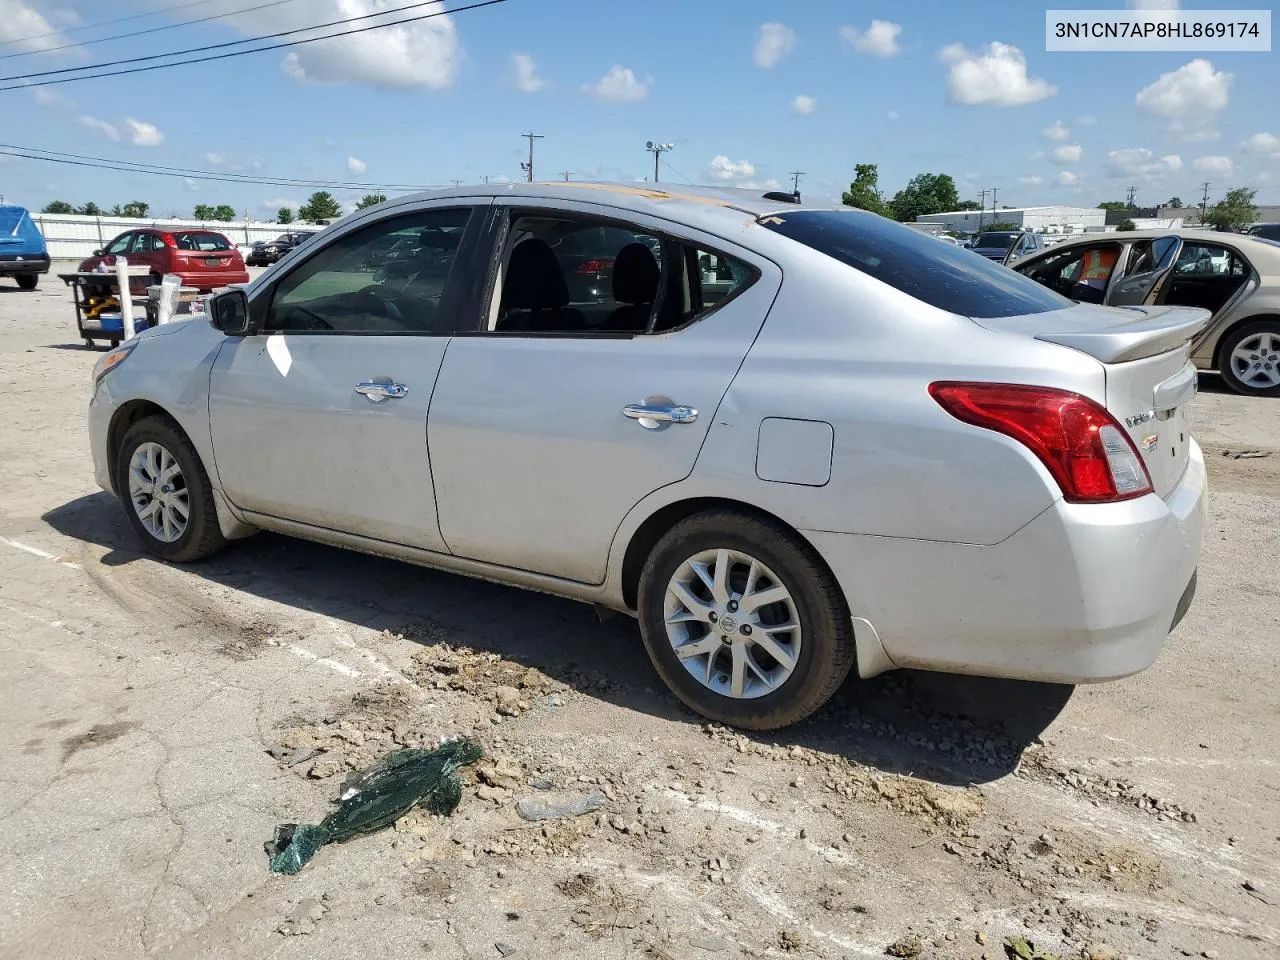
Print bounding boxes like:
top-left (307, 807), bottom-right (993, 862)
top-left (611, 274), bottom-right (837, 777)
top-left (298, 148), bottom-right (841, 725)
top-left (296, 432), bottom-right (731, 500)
top-left (916, 206), bottom-right (1106, 235)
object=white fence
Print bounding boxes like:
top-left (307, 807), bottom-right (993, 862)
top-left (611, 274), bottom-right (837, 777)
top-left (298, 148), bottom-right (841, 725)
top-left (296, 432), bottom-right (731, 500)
top-left (31, 212), bottom-right (325, 260)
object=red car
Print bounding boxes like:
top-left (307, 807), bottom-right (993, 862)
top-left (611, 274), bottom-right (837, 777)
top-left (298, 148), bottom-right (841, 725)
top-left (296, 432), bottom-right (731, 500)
top-left (78, 228), bottom-right (249, 291)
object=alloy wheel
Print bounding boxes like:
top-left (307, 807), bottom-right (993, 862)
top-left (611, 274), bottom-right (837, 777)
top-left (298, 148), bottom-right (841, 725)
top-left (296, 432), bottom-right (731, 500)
top-left (127, 441), bottom-right (190, 543)
top-left (1230, 331), bottom-right (1280, 390)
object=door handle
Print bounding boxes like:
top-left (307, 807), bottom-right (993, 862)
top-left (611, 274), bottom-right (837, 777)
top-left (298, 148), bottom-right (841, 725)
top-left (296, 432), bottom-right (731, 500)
top-left (355, 381), bottom-right (409, 402)
top-left (623, 402), bottom-right (698, 426)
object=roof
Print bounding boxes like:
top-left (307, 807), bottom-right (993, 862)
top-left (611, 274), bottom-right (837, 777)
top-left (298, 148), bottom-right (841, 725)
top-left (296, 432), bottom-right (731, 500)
top-left (390, 181), bottom-right (828, 220)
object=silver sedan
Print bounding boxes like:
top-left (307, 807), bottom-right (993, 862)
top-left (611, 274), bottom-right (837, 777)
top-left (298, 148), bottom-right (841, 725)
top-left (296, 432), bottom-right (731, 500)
top-left (88, 184), bottom-right (1206, 729)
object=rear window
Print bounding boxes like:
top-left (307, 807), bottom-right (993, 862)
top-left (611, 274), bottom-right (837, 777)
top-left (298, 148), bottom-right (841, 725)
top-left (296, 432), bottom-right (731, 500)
top-left (1249, 224), bottom-right (1280, 241)
top-left (173, 232), bottom-right (231, 251)
top-left (975, 231), bottom-right (1019, 250)
top-left (762, 210), bottom-right (1071, 318)
top-left (0, 207), bottom-right (27, 234)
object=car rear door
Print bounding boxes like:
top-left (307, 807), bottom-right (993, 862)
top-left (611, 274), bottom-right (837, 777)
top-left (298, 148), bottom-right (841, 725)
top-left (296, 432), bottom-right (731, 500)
top-left (207, 201), bottom-right (487, 550)
top-left (425, 199), bottom-right (782, 584)
top-left (1108, 236), bottom-right (1182, 307)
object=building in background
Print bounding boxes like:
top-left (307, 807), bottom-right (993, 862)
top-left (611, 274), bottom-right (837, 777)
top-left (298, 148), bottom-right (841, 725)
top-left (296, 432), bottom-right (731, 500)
top-left (917, 206), bottom-right (1106, 235)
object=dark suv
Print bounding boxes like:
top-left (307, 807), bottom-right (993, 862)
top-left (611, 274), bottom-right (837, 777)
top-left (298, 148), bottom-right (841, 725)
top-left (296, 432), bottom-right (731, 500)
top-left (246, 232), bottom-right (309, 267)
top-left (972, 229), bottom-right (1044, 265)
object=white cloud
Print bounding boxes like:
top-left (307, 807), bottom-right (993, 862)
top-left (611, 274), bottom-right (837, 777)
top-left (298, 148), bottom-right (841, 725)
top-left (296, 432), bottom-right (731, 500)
top-left (1104, 147), bottom-right (1183, 180)
top-left (1018, 175), bottom-right (1043, 186)
top-left (0, 0), bottom-right (72, 52)
top-left (754, 23), bottom-right (796, 68)
top-left (511, 53), bottom-right (544, 93)
top-left (206, 152), bottom-right (225, 166)
top-left (347, 156), bottom-right (367, 176)
top-left (225, 0), bottom-right (463, 88)
top-left (125, 118), bottom-right (163, 147)
top-left (939, 42), bottom-right (1057, 106)
top-left (1057, 171), bottom-right (1080, 186)
top-left (1135, 59), bottom-right (1230, 139)
top-left (887, 110), bottom-right (900, 120)
top-left (1051, 143), bottom-right (1083, 163)
top-left (791, 95), bottom-right (816, 115)
top-left (32, 88), bottom-right (73, 110)
top-left (707, 156), bottom-right (757, 181)
top-left (1242, 132), bottom-right (1280, 158)
top-left (1075, 114), bottom-right (1097, 126)
top-left (262, 198), bottom-right (300, 212)
top-left (1042, 120), bottom-right (1070, 142)
top-left (182, 178), bottom-right (200, 192)
top-left (1192, 154), bottom-right (1235, 176)
top-left (735, 178), bottom-right (783, 191)
top-left (582, 65), bottom-right (649, 102)
top-left (839, 20), bottom-right (902, 57)
top-left (78, 115), bottom-right (120, 141)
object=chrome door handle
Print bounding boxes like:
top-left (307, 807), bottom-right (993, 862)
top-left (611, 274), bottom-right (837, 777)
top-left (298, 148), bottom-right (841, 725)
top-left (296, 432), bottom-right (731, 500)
top-left (623, 402), bottom-right (698, 425)
top-left (355, 381), bottom-right (409, 402)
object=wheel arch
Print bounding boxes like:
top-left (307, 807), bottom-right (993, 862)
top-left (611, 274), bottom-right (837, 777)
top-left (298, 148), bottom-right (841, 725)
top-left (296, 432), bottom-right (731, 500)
top-left (1210, 313), bottom-right (1280, 368)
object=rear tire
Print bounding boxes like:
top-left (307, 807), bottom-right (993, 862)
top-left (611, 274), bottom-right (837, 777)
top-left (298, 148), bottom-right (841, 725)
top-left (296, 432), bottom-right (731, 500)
top-left (1218, 320), bottom-right (1280, 397)
top-left (16, 274), bottom-right (37, 290)
top-left (115, 416), bottom-right (228, 563)
top-left (637, 510), bottom-right (855, 730)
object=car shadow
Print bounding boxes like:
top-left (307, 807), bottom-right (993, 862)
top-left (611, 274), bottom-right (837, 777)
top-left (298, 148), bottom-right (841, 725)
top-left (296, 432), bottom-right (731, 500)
top-left (1196, 371), bottom-right (1234, 395)
top-left (43, 492), bottom-right (1072, 787)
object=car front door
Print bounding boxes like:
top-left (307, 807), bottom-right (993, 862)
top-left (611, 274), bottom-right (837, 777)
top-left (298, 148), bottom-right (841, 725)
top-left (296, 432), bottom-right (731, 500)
top-left (207, 202), bottom-right (486, 550)
top-left (88, 232), bottom-right (133, 270)
top-left (425, 199), bottom-right (782, 584)
top-left (1107, 235), bottom-right (1182, 306)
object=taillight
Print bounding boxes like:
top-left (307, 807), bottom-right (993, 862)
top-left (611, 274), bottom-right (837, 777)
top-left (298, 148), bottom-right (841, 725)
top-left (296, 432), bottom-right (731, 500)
top-left (576, 257), bottom-right (614, 274)
top-left (928, 382), bottom-right (1153, 503)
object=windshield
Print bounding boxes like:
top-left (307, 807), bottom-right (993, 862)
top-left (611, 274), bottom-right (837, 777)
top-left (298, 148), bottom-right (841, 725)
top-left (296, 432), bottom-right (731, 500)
top-left (761, 210), bottom-right (1071, 319)
top-left (975, 231), bottom-right (1019, 250)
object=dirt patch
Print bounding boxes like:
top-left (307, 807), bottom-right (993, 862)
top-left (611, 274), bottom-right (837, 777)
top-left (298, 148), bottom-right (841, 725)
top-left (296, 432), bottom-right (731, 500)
top-left (1201, 443), bottom-right (1280, 497)
top-left (62, 721), bottom-right (139, 760)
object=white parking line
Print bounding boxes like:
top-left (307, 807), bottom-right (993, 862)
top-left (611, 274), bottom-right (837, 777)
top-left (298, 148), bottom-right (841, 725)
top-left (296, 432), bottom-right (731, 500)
top-left (0, 535), bottom-right (81, 569)
top-left (264, 635), bottom-right (362, 679)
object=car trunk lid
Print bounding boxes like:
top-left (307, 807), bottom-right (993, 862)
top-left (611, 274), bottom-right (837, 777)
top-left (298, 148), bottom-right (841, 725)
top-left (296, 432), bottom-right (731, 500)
top-left (974, 302), bottom-right (1211, 499)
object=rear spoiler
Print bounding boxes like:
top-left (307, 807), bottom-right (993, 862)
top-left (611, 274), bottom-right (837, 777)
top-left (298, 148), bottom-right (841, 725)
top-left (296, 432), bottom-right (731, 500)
top-left (1034, 305), bottom-right (1212, 364)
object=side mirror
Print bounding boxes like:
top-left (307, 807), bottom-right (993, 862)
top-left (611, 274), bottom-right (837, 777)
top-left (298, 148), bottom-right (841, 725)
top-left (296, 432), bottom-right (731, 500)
top-left (92, 248), bottom-right (104, 257)
top-left (209, 288), bottom-right (252, 336)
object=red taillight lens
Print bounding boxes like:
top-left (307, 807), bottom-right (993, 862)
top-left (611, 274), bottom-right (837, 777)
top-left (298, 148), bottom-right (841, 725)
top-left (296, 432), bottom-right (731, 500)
top-left (576, 257), bottom-right (614, 274)
top-left (928, 382), bottom-right (1153, 503)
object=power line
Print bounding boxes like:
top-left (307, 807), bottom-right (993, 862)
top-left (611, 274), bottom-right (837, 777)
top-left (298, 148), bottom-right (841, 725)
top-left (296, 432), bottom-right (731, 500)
top-left (0, 0), bottom-right (306, 62)
top-left (0, 145), bottom-right (446, 191)
top-left (0, 0), bottom-right (508, 91)
top-left (660, 160), bottom-right (695, 185)
top-left (0, 0), bottom-right (222, 48)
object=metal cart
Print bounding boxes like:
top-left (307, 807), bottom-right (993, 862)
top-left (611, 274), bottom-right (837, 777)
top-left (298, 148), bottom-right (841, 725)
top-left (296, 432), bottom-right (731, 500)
top-left (57, 269), bottom-right (153, 349)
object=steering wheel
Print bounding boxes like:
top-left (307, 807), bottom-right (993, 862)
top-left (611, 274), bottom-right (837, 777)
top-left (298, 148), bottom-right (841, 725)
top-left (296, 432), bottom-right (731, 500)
top-left (355, 285), bottom-right (404, 322)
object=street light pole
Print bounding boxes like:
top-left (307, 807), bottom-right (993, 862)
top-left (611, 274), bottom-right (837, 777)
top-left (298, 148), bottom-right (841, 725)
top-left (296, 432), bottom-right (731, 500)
top-left (645, 141), bottom-right (673, 183)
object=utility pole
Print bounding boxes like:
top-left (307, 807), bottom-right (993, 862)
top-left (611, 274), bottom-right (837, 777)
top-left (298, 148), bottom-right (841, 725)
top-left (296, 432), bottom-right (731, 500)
top-left (645, 141), bottom-right (674, 183)
top-left (788, 170), bottom-right (805, 195)
top-left (1199, 181), bottom-right (1211, 224)
top-left (450, 179), bottom-right (462, 188)
top-left (990, 186), bottom-right (999, 221)
top-left (1125, 185), bottom-right (1137, 208)
top-left (481, 176), bottom-right (490, 184)
top-left (520, 132), bottom-right (543, 183)
top-left (559, 171), bottom-right (573, 181)
top-left (977, 189), bottom-right (989, 232)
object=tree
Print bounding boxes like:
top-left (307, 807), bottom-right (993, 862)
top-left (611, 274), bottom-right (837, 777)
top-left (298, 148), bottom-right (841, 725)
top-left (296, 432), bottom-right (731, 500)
top-left (1117, 218), bottom-right (1137, 232)
top-left (42, 201), bottom-right (73, 213)
top-left (299, 190), bottom-right (341, 221)
top-left (122, 200), bottom-right (150, 218)
top-left (1203, 187), bottom-right (1257, 232)
top-left (76, 202), bottom-right (103, 216)
top-left (211, 204), bottom-right (237, 222)
top-left (193, 204), bottom-right (215, 220)
top-left (983, 222), bottom-right (1020, 231)
top-left (1166, 196), bottom-right (1183, 208)
top-left (356, 193), bottom-right (387, 210)
top-left (1097, 201), bottom-right (1131, 212)
top-left (840, 164), bottom-right (888, 216)
top-left (277, 207), bottom-right (294, 224)
top-left (888, 173), bottom-right (960, 222)
top-left (955, 200), bottom-right (982, 211)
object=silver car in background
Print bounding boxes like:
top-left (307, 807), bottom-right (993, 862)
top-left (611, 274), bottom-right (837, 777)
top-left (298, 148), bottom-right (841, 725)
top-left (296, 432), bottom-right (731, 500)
top-left (88, 184), bottom-right (1206, 729)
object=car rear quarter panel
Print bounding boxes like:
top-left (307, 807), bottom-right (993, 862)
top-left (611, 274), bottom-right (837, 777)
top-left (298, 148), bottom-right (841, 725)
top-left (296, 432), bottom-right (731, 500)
top-left (678, 250), bottom-right (1105, 545)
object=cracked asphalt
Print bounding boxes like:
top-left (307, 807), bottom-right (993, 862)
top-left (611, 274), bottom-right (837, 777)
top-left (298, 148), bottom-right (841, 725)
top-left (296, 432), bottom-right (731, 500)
top-left (1, 274), bottom-right (1278, 960)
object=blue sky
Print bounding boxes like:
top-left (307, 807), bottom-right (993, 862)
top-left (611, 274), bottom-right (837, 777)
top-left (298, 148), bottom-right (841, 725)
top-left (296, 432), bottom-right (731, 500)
top-left (0, 0), bottom-right (1276, 219)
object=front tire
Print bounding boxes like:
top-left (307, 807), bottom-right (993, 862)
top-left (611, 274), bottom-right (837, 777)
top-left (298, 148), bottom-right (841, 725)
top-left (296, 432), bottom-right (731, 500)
top-left (637, 510), bottom-right (855, 730)
top-left (115, 416), bottom-right (228, 562)
top-left (16, 274), bottom-right (37, 290)
top-left (1218, 320), bottom-right (1280, 397)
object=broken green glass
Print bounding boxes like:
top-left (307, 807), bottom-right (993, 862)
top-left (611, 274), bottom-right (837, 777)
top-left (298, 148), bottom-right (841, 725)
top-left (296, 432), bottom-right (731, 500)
top-left (267, 738), bottom-right (483, 875)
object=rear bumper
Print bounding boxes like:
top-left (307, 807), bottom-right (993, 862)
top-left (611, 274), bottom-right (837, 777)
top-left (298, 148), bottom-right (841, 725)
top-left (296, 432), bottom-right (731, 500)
top-left (805, 439), bottom-right (1206, 684)
top-left (0, 254), bottom-right (50, 275)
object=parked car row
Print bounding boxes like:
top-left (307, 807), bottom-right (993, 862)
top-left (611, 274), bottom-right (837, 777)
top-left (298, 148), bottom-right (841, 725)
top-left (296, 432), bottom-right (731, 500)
top-left (245, 232), bottom-right (312, 267)
top-left (89, 182), bottom-right (1206, 730)
top-left (77, 228), bottom-right (250, 292)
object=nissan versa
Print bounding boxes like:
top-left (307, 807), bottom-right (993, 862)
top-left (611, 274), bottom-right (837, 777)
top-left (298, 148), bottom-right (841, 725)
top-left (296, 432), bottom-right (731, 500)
top-left (88, 184), bottom-right (1206, 730)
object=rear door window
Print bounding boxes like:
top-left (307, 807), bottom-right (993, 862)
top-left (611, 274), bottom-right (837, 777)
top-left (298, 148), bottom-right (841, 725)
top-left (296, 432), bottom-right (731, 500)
top-left (763, 210), bottom-right (1070, 318)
